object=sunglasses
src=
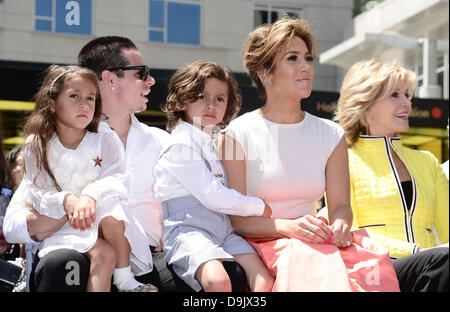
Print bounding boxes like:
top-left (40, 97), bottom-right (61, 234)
top-left (107, 65), bottom-right (150, 81)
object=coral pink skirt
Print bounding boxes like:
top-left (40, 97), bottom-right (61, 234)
top-left (246, 229), bottom-right (399, 292)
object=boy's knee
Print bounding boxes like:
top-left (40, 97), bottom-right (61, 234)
top-left (204, 274), bottom-right (232, 292)
top-left (257, 274), bottom-right (274, 292)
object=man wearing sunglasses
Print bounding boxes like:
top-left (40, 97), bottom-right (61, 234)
top-left (5, 36), bottom-right (248, 292)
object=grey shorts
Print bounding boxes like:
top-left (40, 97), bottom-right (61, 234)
top-left (161, 196), bottom-right (255, 292)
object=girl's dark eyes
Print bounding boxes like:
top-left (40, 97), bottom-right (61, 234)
top-left (198, 95), bottom-right (206, 100)
top-left (288, 55), bottom-right (297, 61)
top-left (217, 97), bottom-right (225, 102)
top-left (306, 56), bottom-right (314, 62)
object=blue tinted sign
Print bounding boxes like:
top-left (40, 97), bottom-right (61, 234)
top-left (55, 0), bottom-right (92, 35)
top-left (35, 0), bottom-right (92, 36)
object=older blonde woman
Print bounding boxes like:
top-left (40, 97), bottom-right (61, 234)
top-left (220, 18), bottom-right (399, 291)
top-left (335, 59), bottom-right (449, 292)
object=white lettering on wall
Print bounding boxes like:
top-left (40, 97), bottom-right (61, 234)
top-left (65, 1), bottom-right (80, 26)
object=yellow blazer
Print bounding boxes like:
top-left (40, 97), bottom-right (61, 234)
top-left (349, 136), bottom-right (449, 258)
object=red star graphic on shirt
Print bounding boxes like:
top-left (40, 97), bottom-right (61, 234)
top-left (93, 156), bottom-right (102, 167)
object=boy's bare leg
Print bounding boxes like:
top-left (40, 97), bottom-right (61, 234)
top-left (233, 253), bottom-right (274, 291)
top-left (195, 259), bottom-right (232, 292)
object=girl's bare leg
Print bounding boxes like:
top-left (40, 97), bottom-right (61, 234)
top-left (84, 238), bottom-right (116, 292)
top-left (233, 253), bottom-right (274, 291)
top-left (99, 216), bottom-right (157, 292)
top-left (195, 259), bottom-right (232, 292)
top-left (99, 216), bottom-right (130, 268)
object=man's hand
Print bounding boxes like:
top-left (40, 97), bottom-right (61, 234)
top-left (26, 209), bottom-right (68, 241)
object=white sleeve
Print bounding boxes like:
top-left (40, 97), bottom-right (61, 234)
top-left (23, 142), bottom-right (68, 219)
top-left (158, 144), bottom-right (264, 216)
top-left (80, 132), bottom-right (129, 204)
top-left (3, 182), bottom-right (34, 244)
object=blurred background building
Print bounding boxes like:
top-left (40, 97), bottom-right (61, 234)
top-left (321, 0), bottom-right (449, 162)
top-left (0, 0), bottom-right (448, 162)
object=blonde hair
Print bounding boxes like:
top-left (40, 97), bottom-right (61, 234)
top-left (163, 61), bottom-right (242, 132)
top-left (24, 65), bottom-right (102, 191)
top-left (242, 16), bottom-right (318, 101)
top-left (334, 60), bottom-right (416, 147)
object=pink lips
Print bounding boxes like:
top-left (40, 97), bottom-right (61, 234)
top-left (396, 111), bottom-right (410, 120)
top-left (204, 114), bottom-right (216, 119)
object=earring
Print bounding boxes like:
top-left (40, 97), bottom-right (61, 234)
top-left (111, 86), bottom-right (115, 90)
top-left (266, 81), bottom-right (272, 87)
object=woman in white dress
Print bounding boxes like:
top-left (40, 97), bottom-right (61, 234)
top-left (219, 17), bottom-right (399, 291)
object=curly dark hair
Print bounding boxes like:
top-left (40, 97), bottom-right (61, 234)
top-left (162, 61), bottom-right (242, 132)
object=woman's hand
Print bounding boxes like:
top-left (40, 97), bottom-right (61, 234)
top-left (69, 195), bottom-right (96, 231)
top-left (329, 218), bottom-right (352, 248)
top-left (288, 215), bottom-right (332, 244)
top-left (261, 199), bottom-right (272, 218)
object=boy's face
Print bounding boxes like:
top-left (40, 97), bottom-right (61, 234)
top-left (184, 78), bottom-right (228, 131)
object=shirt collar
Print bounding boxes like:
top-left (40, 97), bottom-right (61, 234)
top-left (130, 113), bottom-right (142, 130)
top-left (359, 135), bottom-right (401, 140)
top-left (356, 135), bottom-right (404, 150)
top-left (172, 120), bottom-right (212, 148)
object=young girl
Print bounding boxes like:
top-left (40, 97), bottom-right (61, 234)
top-left (21, 65), bottom-right (156, 292)
top-left (155, 61), bottom-right (274, 292)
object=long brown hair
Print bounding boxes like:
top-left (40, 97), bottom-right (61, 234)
top-left (24, 65), bottom-right (102, 191)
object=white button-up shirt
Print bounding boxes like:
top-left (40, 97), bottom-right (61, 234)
top-left (115, 115), bottom-right (170, 247)
top-left (154, 121), bottom-right (264, 217)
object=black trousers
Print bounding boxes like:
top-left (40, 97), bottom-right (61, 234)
top-left (392, 247), bottom-right (449, 292)
top-left (31, 248), bottom-right (247, 292)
